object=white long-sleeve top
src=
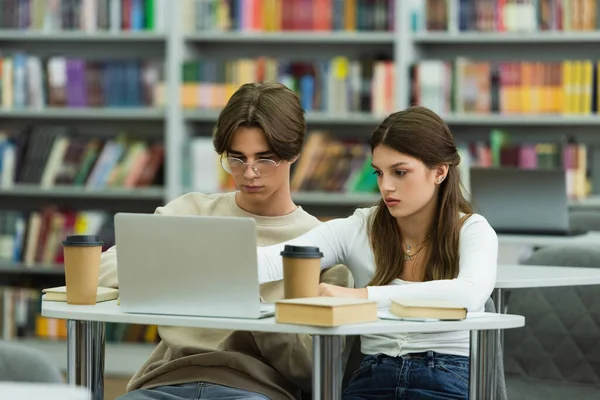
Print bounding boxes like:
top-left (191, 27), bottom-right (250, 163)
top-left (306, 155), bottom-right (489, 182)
top-left (257, 206), bottom-right (498, 357)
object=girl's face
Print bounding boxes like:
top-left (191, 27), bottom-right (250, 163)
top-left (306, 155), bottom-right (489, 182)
top-left (371, 144), bottom-right (447, 219)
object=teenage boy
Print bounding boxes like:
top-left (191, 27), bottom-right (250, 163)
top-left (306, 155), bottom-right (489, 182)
top-left (99, 82), bottom-right (353, 400)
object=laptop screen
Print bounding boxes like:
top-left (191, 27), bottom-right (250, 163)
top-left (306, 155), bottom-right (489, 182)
top-left (469, 168), bottom-right (570, 234)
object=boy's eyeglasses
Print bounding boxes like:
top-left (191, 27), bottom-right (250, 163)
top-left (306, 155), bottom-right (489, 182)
top-left (220, 156), bottom-right (281, 178)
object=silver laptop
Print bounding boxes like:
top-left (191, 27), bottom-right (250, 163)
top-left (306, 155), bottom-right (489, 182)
top-left (114, 213), bottom-right (275, 319)
top-left (469, 167), bottom-right (585, 236)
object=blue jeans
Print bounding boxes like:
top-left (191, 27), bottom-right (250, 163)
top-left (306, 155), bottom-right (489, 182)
top-left (117, 382), bottom-right (271, 399)
top-left (343, 351), bottom-right (469, 400)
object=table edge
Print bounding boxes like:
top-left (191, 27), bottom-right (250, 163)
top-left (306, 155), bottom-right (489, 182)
top-left (41, 302), bottom-right (525, 335)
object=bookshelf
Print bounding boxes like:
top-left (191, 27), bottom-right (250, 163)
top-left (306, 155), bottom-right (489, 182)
top-left (0, 0), bottom-right (403, 208)
top-left (184, 31), bottom-right (396, 44)
top-left (412, 31), bottom-right (600, 44)
top-left (0, 185), bottom-right (164, 200)
top-left (183, 109), bottom-right (383, 126)
top-left (0, 30), bottom-right (166, 42)
top-left (0, 108), bottom-right (165, 120)
top-left (404, 0), bottom-right (600, 197)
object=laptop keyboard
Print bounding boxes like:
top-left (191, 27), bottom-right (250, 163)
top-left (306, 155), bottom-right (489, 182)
top-left (260, 303), bottom-right (275, 313)
top-left (260, 303), bottom-right (275, 317)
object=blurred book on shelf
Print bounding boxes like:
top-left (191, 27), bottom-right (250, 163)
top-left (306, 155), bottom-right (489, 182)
top-left (181, 57), bottom-right (395, 116)
top-left (0, 54), bottom-right (165, 109)
top-left (185, 0), bottom-right (394, 33)
top-left (0, 207), bottom-right (113, 267)
top-left (411, 58), bottom-right (600, 116)
top-left (459, 130), bottom-right (589, 199)
top-left (0, 127), bottom-right (164, 190)
top-left (0, 0), bottom-right (169, 32)
top-left (414, 0), bottom-right (598, 32)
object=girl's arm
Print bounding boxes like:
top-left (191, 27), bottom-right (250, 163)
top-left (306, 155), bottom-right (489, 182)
top-left (256, 210), bottom-right (366, 283)
top-left (367, 216), bottom-right (498, 311)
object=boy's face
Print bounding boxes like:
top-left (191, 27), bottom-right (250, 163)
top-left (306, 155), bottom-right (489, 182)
top-left (225, 126), bottom-right (292, 199)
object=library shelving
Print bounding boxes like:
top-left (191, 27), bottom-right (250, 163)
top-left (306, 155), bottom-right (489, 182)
top-left (0, 108), bottom-right (165, 120)
top-left (185, 31), bottom-right (396, 44)
top-left (183, 109), bottom-right (384, 126)
top-left (0, 185), bottom-right (164, 200)
top-left (0, 0), bottom-right (402, 208)
top-left (0, 30), bottom-right (166, 42)
top-left (412, 32), bottom-right (600, 44)
top-left (404, 0), bottom-right (600, 197)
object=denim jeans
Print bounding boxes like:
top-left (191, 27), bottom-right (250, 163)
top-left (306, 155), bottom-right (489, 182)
top-left (343, 351), bottom-right (469, 400)
top-left (117, 382), bottom-right (271, 399)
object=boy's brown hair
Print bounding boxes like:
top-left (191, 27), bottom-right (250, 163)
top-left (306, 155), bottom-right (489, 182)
top-left (213, 82), bottom-right (306, 161)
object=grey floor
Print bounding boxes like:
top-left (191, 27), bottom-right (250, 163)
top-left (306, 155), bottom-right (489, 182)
top-left (507, 375), bottom-right (600, 400)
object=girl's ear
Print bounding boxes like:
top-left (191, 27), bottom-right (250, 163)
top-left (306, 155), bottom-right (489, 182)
top-left (435, 164), bottom-right (449, 184)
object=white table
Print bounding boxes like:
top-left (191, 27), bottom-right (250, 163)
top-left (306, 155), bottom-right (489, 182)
top-left (497, 231), bottom-right (600, 264)
top-left (42, 298), bottom-right (524, 400)
top-left (497, 264), bottom-right (600, 289)
top-left (0, 382), bottom-right (90, 399)
top-left (494, 263), bottom-right (600, 312)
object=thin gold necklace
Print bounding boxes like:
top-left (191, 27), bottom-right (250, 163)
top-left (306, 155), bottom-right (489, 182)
top-left (403, 245), bottom-right (425, 261)
top-left (402, 236), bottom-right (429, 261)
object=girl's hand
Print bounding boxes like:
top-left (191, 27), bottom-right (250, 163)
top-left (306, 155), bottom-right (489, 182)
top-left (318, 283), bottom-right (368, 299)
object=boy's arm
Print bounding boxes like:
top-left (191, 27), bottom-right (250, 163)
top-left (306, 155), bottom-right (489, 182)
top-left (98, 245), bottom-right (119, 288)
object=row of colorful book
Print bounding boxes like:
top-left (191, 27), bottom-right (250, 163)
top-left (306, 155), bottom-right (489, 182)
top-left (182, 130), bottom-right (590, 198)
top-left (0, 287), bottom-right (158, 343)
top-left (0, 54), bottom-right (165, 109)
top-left (184, 0), bottom-right (394, 32)
top-left (181, 57), bottom-right (395, 116)
top-left (411, 59), bottom-right (600, 116)
top-left (463, 129), bottom-right (589, 199)
top-left (0, 0), bottom-right (169, 32)
top-left (418, 0), bottom-right (597, 32)
top-left (0, 127), bottom-right (164, 190)
top-left (0, 206), bottom-right (113, 266)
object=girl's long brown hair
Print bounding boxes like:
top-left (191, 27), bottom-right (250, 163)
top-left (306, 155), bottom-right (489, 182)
top-left (367, 106), bottom-right (473, 286)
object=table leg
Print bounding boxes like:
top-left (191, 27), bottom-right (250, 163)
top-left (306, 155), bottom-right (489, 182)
top-left (492, 288), bottom-right (507, 349)
top-left (492, 288), bottom-right (505, 314)
top-left (469, 329), bottom-right (498, 400)
top-left (67, 320), bottom-right (106, 400)
top-left (312, 335), bottom-right (343, 400)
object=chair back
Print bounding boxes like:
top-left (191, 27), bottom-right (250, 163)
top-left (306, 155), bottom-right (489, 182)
top-left (0, 341), bottom-right (63, 383)
top-left (504, 246), bottom-right (600, 386)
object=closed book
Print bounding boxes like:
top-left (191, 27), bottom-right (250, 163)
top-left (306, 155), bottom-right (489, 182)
top-left (390, 299), bottom-right (467, 321)
top-left (275, 297), bottom-right (378, 327)
top-left (42, 286), bottom-right (119, 303)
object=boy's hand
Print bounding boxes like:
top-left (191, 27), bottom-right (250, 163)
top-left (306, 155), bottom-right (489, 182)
top-left (318, 283), bottom-right (368, 299)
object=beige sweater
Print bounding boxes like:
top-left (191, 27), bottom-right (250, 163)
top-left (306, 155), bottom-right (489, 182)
top-left (98, 192), bottom-right (353, 400)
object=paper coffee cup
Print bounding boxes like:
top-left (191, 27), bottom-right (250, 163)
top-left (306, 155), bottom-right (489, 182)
top-left (62, 235), bottom-right (104, 305)
top-left (280, 245), bottom-right (323, 299)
